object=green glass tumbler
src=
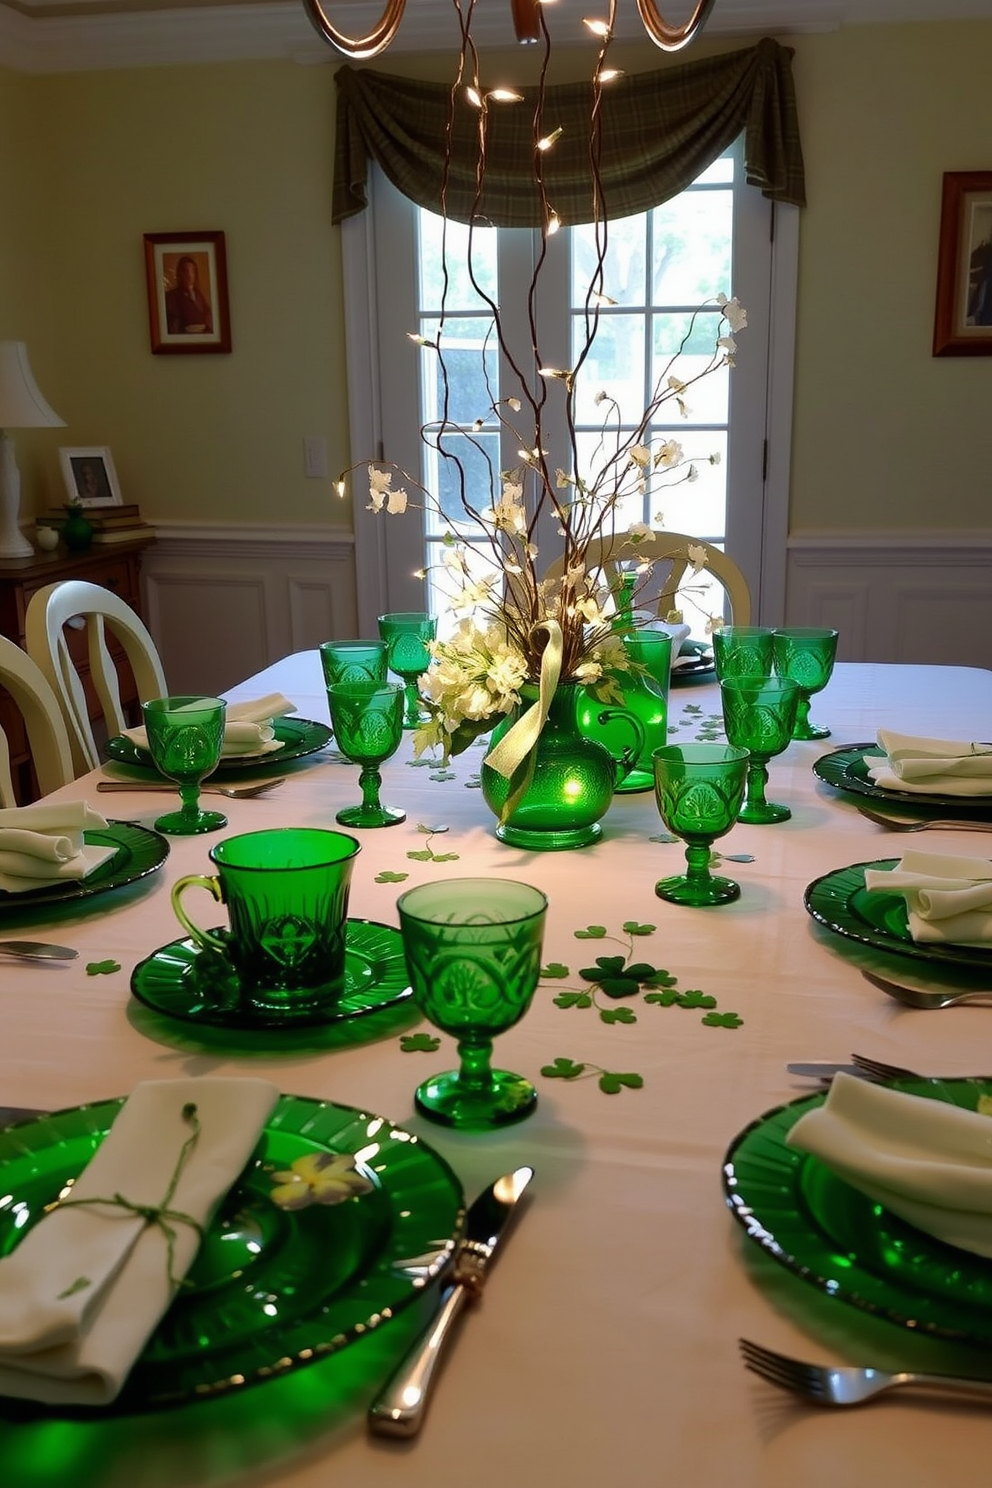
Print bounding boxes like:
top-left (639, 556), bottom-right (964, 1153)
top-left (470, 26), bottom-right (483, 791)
top-left (142, 695), bottom-right (227, 836)
top-left (712, 626), bottom-right (774, 682)
top-left (771, 628), bottom-right (838, 740)
top-left (720, 676), bottom-right (799, 824)
top-left (651, 743), bottom-right (749, 906)
top-left (326, 680), bottom-right (406, 828)
top-left (319, 639), bottom-right (388, 688)
top-left (377, 612), bottom-right (437, 728)
top-left (396, 878), bottom-right (548, 1130)
top-left (171, 827), bottom-right (361, 1019)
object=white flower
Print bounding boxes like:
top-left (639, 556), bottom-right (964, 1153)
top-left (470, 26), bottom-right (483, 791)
top-left (367, 465), bottom-right (407, 514)
top-left (687, 543), bottom-right (708, 573)
top-left (717, 335), bottom-right (737, 354)
top-left (629, 444), bottom-right (650, 468)
top-left (626, 521), bottom-right (652, 544)
top-left (387, 488), bottom-right (408, 514)
top-left (654, 439), bottom-right (683, 469)
top-left (507, 397), bottom-right (521, 412)
top-left (717, 294), bottom-right (748, 332)
top-left (686, 465), bottom-right (699, 482)
top-left (667, 375), bottom-right (687, 394)
top-left (594, 389), bottom-right (609, 406)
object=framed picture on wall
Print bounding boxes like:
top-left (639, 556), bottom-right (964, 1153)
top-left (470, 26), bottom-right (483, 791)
top-left (58, 447), bottom-right (122, 508)
top-left (143, 230), bottom-right (232, 355)
top-left (933, 171), bottom-right (992, 356)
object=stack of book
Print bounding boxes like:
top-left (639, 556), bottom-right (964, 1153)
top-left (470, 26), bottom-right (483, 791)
top-left (42, 504), bottom-right (153, 545)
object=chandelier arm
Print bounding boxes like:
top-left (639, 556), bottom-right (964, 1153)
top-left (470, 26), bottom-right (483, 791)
top-left (635, 0), bottom-right (717, 50)
top-left (510, 0), bottom-right (541, 43)
top-left (302, 0), bottom-right (407, 58)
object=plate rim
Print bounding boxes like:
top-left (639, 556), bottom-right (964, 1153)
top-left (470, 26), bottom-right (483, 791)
top-left (723, 1079), bottom-right (992, 1345)
top-left (813, 743), bottom-right (992, 814)
top-left (0, 1091), bottom-right (465, 1412)
top-left (130, 916), bottom-right (412, 1029)
top-left (804, 857), bottom-right (992, 971)
top-left (0, 821), bottom-right (169, 910)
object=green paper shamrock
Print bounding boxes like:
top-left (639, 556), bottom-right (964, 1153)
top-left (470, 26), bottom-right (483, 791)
top-left (429, 771), bottom-right (456, 782)
top-left (406, 849), bottom-right (434, 861)
top-left (701, 1011), bottom-right (744, 1029)
top-left (375, 870), bottom-right (409, 884)
top-left (399, 1033), bottom-right (442, 1052)
top-left (574, 926), bottom-right (608, 939)
top-left (540, 962), bottom-right (570, 979)
top-left (598, 1072), bottom-right (643, 1094)
top-left (644, 989), bottom-right (680, 1006)
top-left (553, 992), bottom-right (592, 1009)
top-left (600, 1007), bottom-right (637, 1025)
top-left (677, 989), bottom-right (718, 1010)
top-left (540, 1057), bottom-right (586, 1080)
top-left (578, 956), bottom-right (641, 998)
top-left (621, 921), bottom-right (655, 936)
top-left (86, 960), bottom-right (120, 976)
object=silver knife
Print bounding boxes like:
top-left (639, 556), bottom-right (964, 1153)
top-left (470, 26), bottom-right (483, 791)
top-left (786, 1062), bottom-right (861, 1080)
top-left (368, 1164), bottom-right (534, 1438)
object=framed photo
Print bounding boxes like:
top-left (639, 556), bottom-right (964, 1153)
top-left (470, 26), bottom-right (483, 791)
top-left (143, 230), bottom-right (231, 355)
top-left (933, 172), bottom-right (992, 356)
top-left (58, 447), bottom-right (122, 508)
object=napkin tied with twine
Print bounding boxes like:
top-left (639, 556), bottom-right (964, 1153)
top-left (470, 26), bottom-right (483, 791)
top-left (788, 1072), bottom-right (992, 1259)
top-left (868, 728), bottom-right (992, 796)
top-left (0, 1077), bottom-right (280, 1405)
top-left (0, 801), bottom-right (115, 894)
top-left (864, 849), bottom-right (992, 946)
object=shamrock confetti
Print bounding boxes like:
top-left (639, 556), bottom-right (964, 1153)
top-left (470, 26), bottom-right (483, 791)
top-left (400, 1033), bottom-right (442, 1052)
top-left (375, 870), bottom-right (409, 884)
top-left (574, 926), bottom-right (608, 940)
top-left (86, 960), bottom-right (120, 976)
top-left (702, 1011), bottom-right (744, 1029)
top-left (540, 962), bottom-right (570, 979)
top-left (540, 1058), bottom-right (643, 1095)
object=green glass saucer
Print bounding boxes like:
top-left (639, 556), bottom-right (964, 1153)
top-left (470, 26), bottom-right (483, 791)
top-left (0, 823), bottom-right (169, 916)
top-left (724, 1079), bottom-right (992, 1346)
top-left (131, 919), bottom-right (411, 1029)
top-left (105, 718), bottom-right (332, 779)
top-left (0, 1095), bottom-right (464, 1414)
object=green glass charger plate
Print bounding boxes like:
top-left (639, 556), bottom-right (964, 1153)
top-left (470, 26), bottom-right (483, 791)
top-left (131, 918), bottom-right (412, 1029)
top-left (724, 1078), bottom-right (992, 1345)
top-left (813, 743), bottom-right (992, 814)
top-left (0, 823), bottom-right (169, 914)
top-left (0, 1095), bottom-right (464, 1414)
top-left (804, 858), bottom-right (992, 972)
top-left (104, 718), bottom-right (333, 778)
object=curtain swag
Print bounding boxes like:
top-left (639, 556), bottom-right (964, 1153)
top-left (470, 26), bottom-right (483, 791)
top-left (332, 37), bottom-right (805, 227)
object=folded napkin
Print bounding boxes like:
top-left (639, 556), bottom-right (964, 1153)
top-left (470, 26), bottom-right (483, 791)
top-left (0, 1077), bottom-right (280, 1405)
top-left (788, 1071), bottom-right (992, 1259)
top-left (864, 849), bottom-right (992, 946)
top-left (867, 729), bottom-right (992, 796)
top-left (0, 801), bottom-right (116, 894)
top-left (122, 693), bottom-right (297, 759)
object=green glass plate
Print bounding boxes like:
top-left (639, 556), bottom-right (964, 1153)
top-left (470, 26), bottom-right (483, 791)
top-left (0, 1094), bottom-right (464, 1414)
top-left (670, 639), bottom-right (715, 686)
top-left (804, 858), bottom-right (992, 972)
top-left (0, 823), bottom-right (169, 915)
top-left (724, 1079), bottom-right (992, 1346)
top-left (104, 718), bottom-right (333, 778)
top-left (130, 918), bottom-right (412, 1029)
top-left (813, 743), bottom-right (992, 814)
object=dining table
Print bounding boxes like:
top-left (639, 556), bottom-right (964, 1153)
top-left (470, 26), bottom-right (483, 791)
top-left (2, 653), bottom-right (992, 1488)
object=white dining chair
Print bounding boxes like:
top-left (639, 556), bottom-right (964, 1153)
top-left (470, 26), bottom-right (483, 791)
top-left (542, 530), bottom-right (752, 628)
top-left (24, 579), bottom-right (167, 775)
top-left (0, 634), bottom-right (75, 806)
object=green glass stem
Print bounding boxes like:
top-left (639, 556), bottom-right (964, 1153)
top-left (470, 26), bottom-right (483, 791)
top-left (744, 758), bottom-right (769, 812)
top-left (684, 842), bottom-right (714, 887)
top-left (455, 1036), bottom-right (495, 1094)
top-left (791, 691), bottom-right (829, 739)
top-left (401, 679), bottom-right (423, 729)
top-left (359, 763), bottom-right (383, 813)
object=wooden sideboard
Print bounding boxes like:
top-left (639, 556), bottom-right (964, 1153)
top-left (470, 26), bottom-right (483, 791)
top-left (0, 537), bottom-right (156, 802)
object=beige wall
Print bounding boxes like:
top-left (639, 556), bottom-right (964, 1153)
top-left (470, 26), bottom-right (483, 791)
top-left (0, 20), bottom-right (990, 538)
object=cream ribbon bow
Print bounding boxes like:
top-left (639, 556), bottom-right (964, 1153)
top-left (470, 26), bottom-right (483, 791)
top-left (482, 620), bottom-right (564, 795)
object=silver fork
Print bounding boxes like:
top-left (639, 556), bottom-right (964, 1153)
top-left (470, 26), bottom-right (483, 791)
top-left (849, 1051), bottom-right (923, 1083)
top-left (856, 805), bottom-right (992, 833)
top-left (740, 1337), bottom-right (992, 1406)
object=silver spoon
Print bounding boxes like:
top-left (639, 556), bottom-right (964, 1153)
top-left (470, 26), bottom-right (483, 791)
top-left (97, 778), bottom-right (285, 800)
top-left (856, 804), bottom-right (992, 833)
top-left (861, 969), bottom-right (992, 1010)
top-left (0, 942), bottom-right (78, 962)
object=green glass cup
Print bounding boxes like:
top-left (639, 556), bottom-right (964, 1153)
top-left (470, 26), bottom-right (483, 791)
top-left (720, 675), bottom-right (799, 824)
top-left (377, 612), bottom-right (437, 728)
top-left (652, 743), bottom-right (749, 906)
top-left (319, 639), bottom-right (389, 688)
top-left (396, 878), bottom-right (548, 1130)
top-left (712, 626), bottom-right (774, 682)
top-left (771, 628), bottom-right (839, 740)
top-left (171, 827), bottom-right (361, 1019)
top-left (142, 695), bottom-right (227, 836)
top-left (326, 680), bottom-right (406, 828)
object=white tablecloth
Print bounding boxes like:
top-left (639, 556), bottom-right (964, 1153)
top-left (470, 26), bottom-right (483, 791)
top-left (2, 659), bottom-right (992, 1487)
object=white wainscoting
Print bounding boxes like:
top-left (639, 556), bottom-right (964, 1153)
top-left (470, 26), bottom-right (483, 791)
top-left (784, 532), bottom-right (992, 668)
top-left (140, 523), bottom-right (357, 695)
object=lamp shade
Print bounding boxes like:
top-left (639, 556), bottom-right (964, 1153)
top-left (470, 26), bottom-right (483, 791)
top-left (0, 342), bottom-right (64, 429)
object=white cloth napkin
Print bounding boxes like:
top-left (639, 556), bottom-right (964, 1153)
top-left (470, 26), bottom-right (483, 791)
top-left (867, 728), bottom-right (992, 796)
top-left (0, 1077), bottom-right (280, 1406)
top-left (122, 693), bottom-right (297, 759)
top-left (787, 1071), bottom-right (992, 1259)
top-left (864, 849), bottom-right (992, 945)
top-left (0, 801), bottom-right (116, 894)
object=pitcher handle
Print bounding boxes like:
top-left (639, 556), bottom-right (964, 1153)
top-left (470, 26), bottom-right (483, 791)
top-left (597, 708), bottom-right (647, 787)
top-left (172, 874), bottom-right (227, 954)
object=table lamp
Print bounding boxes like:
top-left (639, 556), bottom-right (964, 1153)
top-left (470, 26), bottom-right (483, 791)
top-left (0, 341), bottom-right (65, 559)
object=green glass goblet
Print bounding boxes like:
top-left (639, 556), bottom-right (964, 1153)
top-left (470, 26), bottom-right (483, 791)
top-left (651, 743), bottom-right (749, 906)
top-left (319, 639), bottom-right (388, 688)
top-left (377, 612), bottom-right (437, 728)
top-left (720, 676), bottom-right (799, 824)
top-left (326, 680), bottom-right (406, 828)
top-left (396, 877), bottom-right (548, 1130)
top-left (142, 695), bottom-right (227, 836)
top-left (771, 628), bottom-right (839, 740)
top-left (712, 626), bottom-right (774, 682)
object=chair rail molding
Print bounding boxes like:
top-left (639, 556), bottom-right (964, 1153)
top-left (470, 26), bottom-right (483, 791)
top-left (785, 530), bottom-right (992, 667)
top-left (141, 521), bottom-right (357, 696)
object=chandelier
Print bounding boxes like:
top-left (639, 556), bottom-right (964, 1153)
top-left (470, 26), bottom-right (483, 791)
top-left (302, 0), bottom-right (716, 59)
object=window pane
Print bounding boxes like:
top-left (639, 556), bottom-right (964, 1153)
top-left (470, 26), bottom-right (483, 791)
top-left (424, 430), bottom-right (501, 528)
top-left (651, 190), bottom-right (733, 305)
top-left (571, 312), bottom-right (646, 423)
top-left (420, 320), bottom-right (498, 426)
top-left (651, 312), bottom-right (728, 425)
top-left (418, 212), bottom-right (497, 309)
top-left (570, 213), bottom-right (646, 307)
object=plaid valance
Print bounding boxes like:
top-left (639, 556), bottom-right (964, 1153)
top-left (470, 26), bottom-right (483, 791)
top-left (332, 37), bottom-right (805, 227)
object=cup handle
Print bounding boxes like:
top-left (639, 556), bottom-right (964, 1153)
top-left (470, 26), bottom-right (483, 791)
top-left (171, 874), bottom-right (226, 953)
top-left (597, 708), bottom-right (647, 786)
